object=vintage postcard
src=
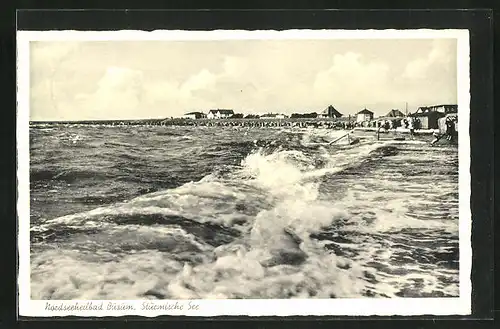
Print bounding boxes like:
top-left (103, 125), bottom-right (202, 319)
top-left (17, 29), bottom-right (471, 317)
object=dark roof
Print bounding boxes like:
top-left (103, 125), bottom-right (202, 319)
top-left (184, 111), bottom-right (204, 115)
top-left (209, 109), bottom-right (234, 114)
top-left (417, 104), bottom-right (458, 113)
top-left (386, 109), bottom-right (405, 117)
top-left (423, 104), bottom-right (458, 109)
top-left (357, 108), bottom-right (374, 115)
top-left (322, 105), bottom-right (343, 117)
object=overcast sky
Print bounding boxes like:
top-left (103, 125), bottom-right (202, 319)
top-left (29, 38), bottom-right (457, 121)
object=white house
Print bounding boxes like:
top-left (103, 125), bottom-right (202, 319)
top-left (207, 109), bottom-right (235, 119)
top-left (356, 108), bottom-right (374, 122)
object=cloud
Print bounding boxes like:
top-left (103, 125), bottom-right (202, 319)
top-left (143, 78), bottom-right (216, 114)
top-left (143, 56), bottom-right (251, 115)
top-left (181, 69), bottom-right (218, 94)
top-left (31, 42), bottom-right (79, 62)
top-left (222, 56), bottom-right (249, 77)
top-left (140, 68), bottom-right (222, 115)
top-left (30, 42), bottom-right (81, 78)
top-left (403, 40), bottom-right (454, 79)
top-left (73, 67), bottom-right (144, 119)
top-left (313, 52), bottom-right (390, 105)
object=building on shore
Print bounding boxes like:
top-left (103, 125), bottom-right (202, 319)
top-left (413, 104), bottom-right (458, 129)
top-left (182, 112), bottom-right (207, 119)
top-left (413, 111), bottom-right (445, 129)
top-left (385, 109), bottom-right (405, 118)
top-left (207, 109), bottom-right (235, 119)
top-left (356, 108), bottom-right (374, 122)
top-left (319, 105), bottom-right (343, 119)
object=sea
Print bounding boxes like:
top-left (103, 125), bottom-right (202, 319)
top-left (28, 124), bottom-right (459, 300)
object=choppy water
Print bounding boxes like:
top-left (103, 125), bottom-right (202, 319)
top-left (29, 125), bottom-right (459, 300)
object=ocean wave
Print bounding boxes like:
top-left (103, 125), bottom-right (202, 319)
top-left (34, 137), bottom-right (398, 248)
top-left (30, 168), bottom-right (110, 183)
top-left (30, 128), bottom-right (459, 300)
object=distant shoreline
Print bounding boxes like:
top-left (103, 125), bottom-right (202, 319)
top-left (29, 117), bottom-right (352, 125)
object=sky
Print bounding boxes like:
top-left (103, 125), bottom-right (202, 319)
top-left (29, 38), bottom-right (458, 121)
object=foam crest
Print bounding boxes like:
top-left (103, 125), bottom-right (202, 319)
top-left (241, 148), bottom-right (322, 198)
top-left (167, 247), bottom-right (368, 299)
top-left (250, 200), bottom-right (348, 244)
top-left (31, 245), bottom-right (371, 300)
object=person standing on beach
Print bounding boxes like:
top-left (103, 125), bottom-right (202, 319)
top-left (415, 118), bottom-right (421, 130)
top-left (445, 116), bottom-right (456, 141)
top-left (383, 120), bottom-right (390, 131)
top-left (408, 117), bottom-right (415, 139)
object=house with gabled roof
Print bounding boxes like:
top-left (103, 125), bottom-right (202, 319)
top-left (356, 108), bottom-right (374, 122)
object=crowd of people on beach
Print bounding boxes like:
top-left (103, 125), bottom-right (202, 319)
top-left (352, 117), bottom-right (421, 130)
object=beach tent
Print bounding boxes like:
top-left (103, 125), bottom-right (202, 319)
top-left (386, 109), bottom-right (405, 117)
top-left (320, 105), bottom-right (343, 118)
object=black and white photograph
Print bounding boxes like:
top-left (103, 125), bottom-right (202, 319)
top-left (17, 29), bottom-right (471, 317)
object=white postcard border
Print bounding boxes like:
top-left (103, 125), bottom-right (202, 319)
top-left (17, 29), bottom-right (471, 317)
